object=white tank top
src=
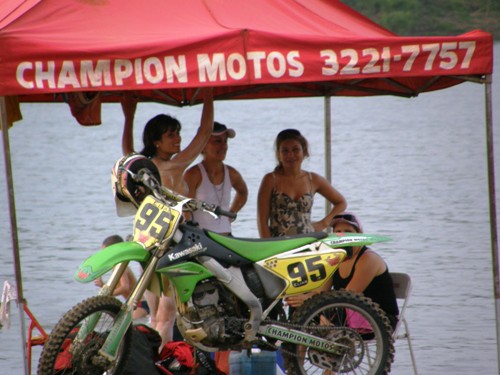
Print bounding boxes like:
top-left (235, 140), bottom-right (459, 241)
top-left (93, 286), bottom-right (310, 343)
top-left (192, 163), bottom-right (232, 233)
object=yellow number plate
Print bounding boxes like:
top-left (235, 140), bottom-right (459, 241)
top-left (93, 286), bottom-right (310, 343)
top-left (133, 196), bottom-right (180, 248)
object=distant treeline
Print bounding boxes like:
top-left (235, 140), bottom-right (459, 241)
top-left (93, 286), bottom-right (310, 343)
top-left (341, 0), bottom-right (500, 39)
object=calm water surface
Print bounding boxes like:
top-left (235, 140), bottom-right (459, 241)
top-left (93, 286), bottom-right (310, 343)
top-left (1, 44), bottom-right (499, 374)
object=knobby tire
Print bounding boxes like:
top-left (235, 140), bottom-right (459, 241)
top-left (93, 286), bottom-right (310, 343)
top-left (37, 295), bottom-right (131, 375)
top-left (282, 290), bottom-right (394, 375)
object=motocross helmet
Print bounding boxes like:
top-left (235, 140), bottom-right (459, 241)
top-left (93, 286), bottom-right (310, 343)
top-left (111, 153), bottom-right (161, 216)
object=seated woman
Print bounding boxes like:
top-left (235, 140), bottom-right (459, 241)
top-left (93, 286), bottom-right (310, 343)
top-left (285, 212), bottom-right (399, 330)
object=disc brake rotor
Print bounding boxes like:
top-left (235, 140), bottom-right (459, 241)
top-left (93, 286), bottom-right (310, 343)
top-left (309, 328), bottom-right (365, 372)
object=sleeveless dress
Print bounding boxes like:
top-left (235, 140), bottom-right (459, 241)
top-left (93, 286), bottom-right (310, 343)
top-left (191, 163), bottom-right (232, 233)
top-left (269, 172), bottom-right (315, 237)
top-left (331, 246), bottom-right (399, 329)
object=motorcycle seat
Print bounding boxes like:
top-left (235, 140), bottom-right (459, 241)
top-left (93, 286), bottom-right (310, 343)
top-left (206, 231), bottom-right (327, 262)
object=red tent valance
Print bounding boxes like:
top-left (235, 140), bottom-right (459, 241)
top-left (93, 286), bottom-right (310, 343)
top-left (0, 0), bottom-right (493, 105)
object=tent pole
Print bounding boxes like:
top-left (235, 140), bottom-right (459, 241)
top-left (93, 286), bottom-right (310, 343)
top-left (324, 96), bottom-right (332, 231)
top-left (0, 97), bottom-right (29, 375)
top-left (484, 76), bottom-right (500, 371)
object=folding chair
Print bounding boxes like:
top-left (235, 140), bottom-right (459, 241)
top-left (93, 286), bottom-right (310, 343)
top-left (390, 272), bottom-right (418, 375)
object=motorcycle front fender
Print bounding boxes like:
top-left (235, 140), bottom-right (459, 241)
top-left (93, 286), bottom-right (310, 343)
top-left (74, 241), bottom-right (150, 283)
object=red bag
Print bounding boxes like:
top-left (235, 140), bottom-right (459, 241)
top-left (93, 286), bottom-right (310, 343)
top-left (156, 341), bottom-right (226, 375)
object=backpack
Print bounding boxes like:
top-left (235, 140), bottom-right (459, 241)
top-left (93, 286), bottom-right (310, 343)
top-left (124, 324), bottom-right (163, 375)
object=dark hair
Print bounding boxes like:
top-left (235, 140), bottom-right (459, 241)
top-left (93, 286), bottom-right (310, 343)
top-left (140, 114), bottom-right (181, 157)
top-left (102, 234), bottom-right (124, 247)
top-left (274, 128), bottom-right (309, 171)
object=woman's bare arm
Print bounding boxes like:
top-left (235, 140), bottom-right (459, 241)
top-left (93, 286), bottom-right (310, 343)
top-left (257, 173), bottom-right (273, 238)
top-left (229, 166), bottom-right (248, 215)
top-left (183, 165), bottom-right (202, 199)
top-left (312, 173), bottom-right (347, 231)
top-left (169, 88), bottom-right (214, 170)
top-left (121, 93), bottom-right (138, 155)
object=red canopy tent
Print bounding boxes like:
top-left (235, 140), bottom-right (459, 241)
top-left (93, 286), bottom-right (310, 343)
top-left (0, 0), bottom-right (496, 373)
top-left (0, 0), bottom-right (493, 102)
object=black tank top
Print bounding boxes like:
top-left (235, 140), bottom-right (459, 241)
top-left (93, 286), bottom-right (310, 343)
top-left (331, 247), bottom-right (399, 320)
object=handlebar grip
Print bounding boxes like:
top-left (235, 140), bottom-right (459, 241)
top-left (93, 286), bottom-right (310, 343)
top-left (214, 206), bottom-right (237, 220)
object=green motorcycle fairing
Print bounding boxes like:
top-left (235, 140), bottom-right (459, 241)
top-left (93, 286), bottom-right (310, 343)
top-left (157, 261), bottom-right (214, 303)
top-left (74, 241), bottom-right (150, 283)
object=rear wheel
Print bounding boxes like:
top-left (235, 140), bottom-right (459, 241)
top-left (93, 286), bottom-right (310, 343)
top-left (37, 296), bottom-right (131, 375)
top-left (282, 290), bottom-right (394, 375)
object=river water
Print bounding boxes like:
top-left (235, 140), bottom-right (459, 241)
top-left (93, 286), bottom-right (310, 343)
top-left (1, 44), bottom-right (499, 374)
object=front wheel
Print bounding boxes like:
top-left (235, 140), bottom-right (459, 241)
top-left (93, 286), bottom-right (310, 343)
top-left (37, 296), bottom-right (132, 375)
top-left (282, 290), bottom-right (394, 375)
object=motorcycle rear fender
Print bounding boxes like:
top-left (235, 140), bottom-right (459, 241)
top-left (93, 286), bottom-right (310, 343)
top-left (157, 261), bottom-right (214, 303)
top-left (319, 232), bottom-right (391, 248)
top-left (74, 241), bottom-right (150, 283)
top-left (254, 233), bottom-right (391, 296)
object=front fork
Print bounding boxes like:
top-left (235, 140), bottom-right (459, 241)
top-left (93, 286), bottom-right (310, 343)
top-left (100, 262), bottom-right (130, 297)
top-left (74, 256), bottom-right (161, 362)
top-left (73, 262), bottom-right (130, 345)
top-left (99, 255), bottom-right (160, 360)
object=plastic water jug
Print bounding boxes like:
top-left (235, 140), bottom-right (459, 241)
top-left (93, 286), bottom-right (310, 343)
top-left (229, 348), bottom-right (277, 375)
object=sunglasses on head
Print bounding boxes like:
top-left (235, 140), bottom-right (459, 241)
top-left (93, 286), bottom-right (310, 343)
top-left (333, 213), bottom-right (357, 223)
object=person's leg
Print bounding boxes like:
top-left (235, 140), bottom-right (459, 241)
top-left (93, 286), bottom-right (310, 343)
top-left (144, 290), bottom-right (159, 329)
top-left (155, 295), bottom-right (176, 347)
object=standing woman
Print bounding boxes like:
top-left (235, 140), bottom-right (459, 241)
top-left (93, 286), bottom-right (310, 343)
top-left (121, 88), bottom-right (214, 346)
top-left (257, 128), bottom-right (347, 238)
top-left (184, 121), bottom-right (248, 236)
top-left (184, 121), bottom-right (248, 374)
top-left (122, 89), bottom-right (213, 194)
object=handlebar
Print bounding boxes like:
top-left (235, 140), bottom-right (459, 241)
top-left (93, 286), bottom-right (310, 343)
top-left (202, 202), bottom-right (237, 220)
top-left (214, 205), bottom-right (237, 220)
top-left (128, 167), bottom-right (236, 220)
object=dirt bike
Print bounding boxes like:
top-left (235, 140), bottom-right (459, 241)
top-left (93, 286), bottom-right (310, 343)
top-left (37, 154), bottom-right (395, 375)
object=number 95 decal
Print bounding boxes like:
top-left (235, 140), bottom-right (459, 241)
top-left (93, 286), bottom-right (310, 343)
top-left (133, 196), bottom-right (180, 246)
top-left (263, 253), bottom-right (342, 293)
top-left (287, 256), bottom-right (326, 287)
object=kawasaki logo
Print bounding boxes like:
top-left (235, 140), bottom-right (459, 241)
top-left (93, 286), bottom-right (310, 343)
top-left (168, 243), bottom-right (205, 261)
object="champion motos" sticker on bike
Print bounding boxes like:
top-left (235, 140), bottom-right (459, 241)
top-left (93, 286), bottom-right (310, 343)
top-left (263, 325), bottom-right (342, 353)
